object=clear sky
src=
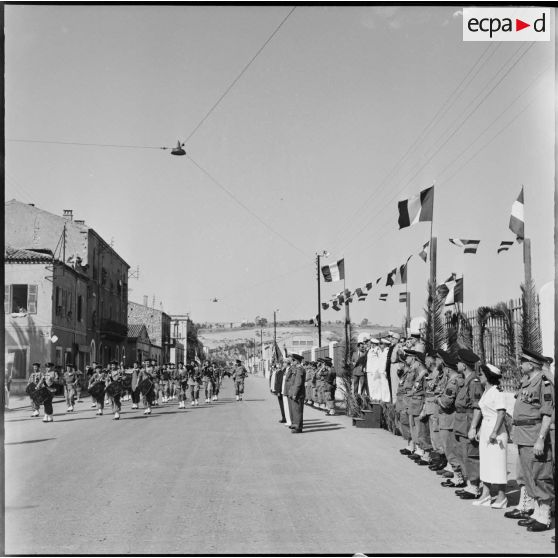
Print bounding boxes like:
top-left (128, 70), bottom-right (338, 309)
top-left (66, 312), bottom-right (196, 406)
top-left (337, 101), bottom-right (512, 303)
top-left (5, 5), bottom-right (555, 326)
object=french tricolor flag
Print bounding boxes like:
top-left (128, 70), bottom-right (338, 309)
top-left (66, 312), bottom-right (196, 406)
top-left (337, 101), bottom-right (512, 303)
top-left (398, 186), bottom-right (434, 229)
top-left (321, 259), bottom-right (345, 282)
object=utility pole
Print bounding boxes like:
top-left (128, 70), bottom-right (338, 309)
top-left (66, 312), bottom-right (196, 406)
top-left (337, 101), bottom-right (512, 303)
top-left (316, 250), bottom-right (329, 348)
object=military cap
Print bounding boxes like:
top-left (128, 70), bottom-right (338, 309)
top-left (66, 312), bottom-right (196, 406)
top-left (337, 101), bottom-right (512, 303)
top-left (410, 333), bottom-right (421, 339)
top-left (316, 357), bottom-right (324, 363)
top-left (45, 362), bottom-right (55, 368)
top-left (520, 348), bottom-right (547, 367)
top-left (380, 338), bottom-right (390, 344)
top-left (457, 348), bottom-right (479, 368)
top-left (323, 357), bottom-right (333, 366)
top-left (438, 349), bottom-right (458, 371)
top-left (94, 364), bottom-right (102, 370)
top-left (32, 362), bottom-right (41, 367)
top-left (291, 353), bottom-right (304, 362)
top-left (369, 338), bottom-right (380, 344)
top-left (405, 341), bottom-right (425, 356)
top-left (480, 363), bottom-right (501, 376)
top-left (390, 332), bottom-right (401, 341)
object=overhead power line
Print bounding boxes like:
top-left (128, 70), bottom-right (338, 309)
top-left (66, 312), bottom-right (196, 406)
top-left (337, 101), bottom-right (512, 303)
top-left (6, 138), bottom-right (167, 150)
top-left (187, 153), bottom-right (309, 258)
top-left (183, 6), bottom-right (296, 145)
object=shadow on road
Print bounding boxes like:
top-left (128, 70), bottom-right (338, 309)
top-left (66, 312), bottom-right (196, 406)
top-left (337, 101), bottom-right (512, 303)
top-left (300, 426), bottom-right (345, 433)
top-left (5, 438), bottom-right (56, 445)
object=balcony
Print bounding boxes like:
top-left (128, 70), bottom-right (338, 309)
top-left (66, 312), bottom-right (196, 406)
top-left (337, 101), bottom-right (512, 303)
top-left (100, 318), bottom-right (128, 341)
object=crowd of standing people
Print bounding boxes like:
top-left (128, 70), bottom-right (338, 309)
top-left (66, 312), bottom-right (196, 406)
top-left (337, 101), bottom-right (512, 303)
top-left (24, 358), bottom-right (250, 421)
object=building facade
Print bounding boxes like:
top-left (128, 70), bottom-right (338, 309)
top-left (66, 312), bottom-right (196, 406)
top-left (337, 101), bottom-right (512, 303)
top-left (5, 247), bottom-right (88, 394)
top-left (5, 200), bottom-right (130, 366)
top-left (128, 299), bottom-right (171, 364)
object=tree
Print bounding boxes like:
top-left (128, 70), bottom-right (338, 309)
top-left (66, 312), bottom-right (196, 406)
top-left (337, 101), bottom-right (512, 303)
top-left (360, 318), bottom-right (369, 327)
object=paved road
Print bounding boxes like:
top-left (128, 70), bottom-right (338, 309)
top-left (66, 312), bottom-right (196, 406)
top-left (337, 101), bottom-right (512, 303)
top-left (5, 376), bottom-right (555, 555)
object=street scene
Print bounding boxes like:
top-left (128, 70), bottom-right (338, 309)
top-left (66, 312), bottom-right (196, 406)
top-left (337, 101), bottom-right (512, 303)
top-left (4, 4), bottom-right (556, 556)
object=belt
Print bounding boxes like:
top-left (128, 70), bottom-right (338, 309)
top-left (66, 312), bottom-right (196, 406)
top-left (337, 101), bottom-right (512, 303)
top-left (425, 392), bottom-right (436, 397)
top-left (513, 419), bottom-right (541, 426)
top-left (455, 407), bottom-right (474, 414)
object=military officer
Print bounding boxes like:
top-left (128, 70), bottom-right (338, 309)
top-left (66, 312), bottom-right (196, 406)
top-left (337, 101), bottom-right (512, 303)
top-left (424, 351), bottom-right (447, 471)
top-left (512, 349), bottom-right (554, 532)
top-left (402, 347), bottom-right (420, 460)
top-left (27, 362), bottom-right (42, 417)
top-left (288, 353), bottom-right (306, 433)
top-left (322, 357), bottom-right (337, 416)
top-left (269, 362), bottom-right (287, 423)
top-left (437, 350), bottom-right (466, 488)
top-left (304, 361), bottom-right (317, 406)
top-left (352, 341), bottom-right (368, 397)
top-left (396, 357), bottom-right (414, 455)
top-left (454, 348), bottom-right (483, 499)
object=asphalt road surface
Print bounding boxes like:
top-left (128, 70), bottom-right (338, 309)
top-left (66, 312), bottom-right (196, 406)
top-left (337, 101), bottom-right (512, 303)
top-left (5, 375), bottom-right (554, 555)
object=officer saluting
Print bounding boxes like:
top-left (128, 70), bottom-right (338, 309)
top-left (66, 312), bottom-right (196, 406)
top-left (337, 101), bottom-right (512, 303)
top-left (512, 348), bottom-right (554, 532)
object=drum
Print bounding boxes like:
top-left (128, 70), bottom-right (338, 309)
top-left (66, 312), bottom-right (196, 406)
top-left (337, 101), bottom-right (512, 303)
top-left (105, 381), bottom-right (123, 398)
top-left (137, 378), bottom-right (153, 395)
top-left (32, 386), bottom-right (51, 405)
top-left (25, 382), bottom-right (37, 396)
top-left (122, 375), bottom-right (133, 391)
top-left (88, 381), bottom-right (106, 400)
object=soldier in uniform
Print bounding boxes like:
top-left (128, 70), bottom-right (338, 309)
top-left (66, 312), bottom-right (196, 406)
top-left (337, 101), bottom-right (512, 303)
top-left (27, 362), bottom-right (42, 417)
top-left (352, 341), bottom-right (368, 397)
top-left (396, 357), bottom-right (414, 455)
top-left (62, 362), bottom-right (79, 413)
top-left (424, 352), bottom-right (447, 471)
top-left (139, 361), bottom-right (158, 415)
top-left (202, 362), bottom-right (214, 403)
top-left (36, 362), bottom-right (59, 422)
top-left (322, 357), bottom-right (337, 416)
top-left (269, 362), bottom-right (287, 423)
top-left (511, 349), bottom-right (554, 531)
top-left (106, 360), bottom-right (123, 420)
top-left (304, 361), bottom-right (317, 406)
top-left (452, 348), bottom-right (483, 499)
top-left (125, 361), bottom-right (142, 410)
top-left (232, 359), bottom-right (248, 401)
top-left (88, 364), bottom-right (107, 415)
top-left (437, 350), bottom-right (466, 488)
top-left (187, 362), bottom-right (201, 406)
top-left (282, 356), bottom-right (294, 426)
top-left (402, 347), bottom-right (421, 460)
top-left (288, 353), bottom-right (306, 433)
top-left (314, 359), bottom-right (326, 409)
top-left (176, 362), bottom-right (189, 409)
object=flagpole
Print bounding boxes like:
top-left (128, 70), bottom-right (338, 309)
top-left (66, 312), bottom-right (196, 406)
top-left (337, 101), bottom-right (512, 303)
top-left (344, 258), bottom-right (351, 369)
top-left (522, 185), bottom-right (532, 287)
top-left (429, 183), bottom-right (437, 346)
top-left (316, 253), bottom-right (322, 348)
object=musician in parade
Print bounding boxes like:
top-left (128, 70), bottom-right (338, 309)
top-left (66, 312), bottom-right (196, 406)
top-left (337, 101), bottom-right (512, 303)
top-left (33, 362), bottom-right (58, 422)
top-left (62, 362), bottom-right (79, 413)
top-left (88, 364), bottom-right (107, 416)
top-left (138, 361), bottom-right (157, 415)
top-left (26, 362), bottom-right (42, 417)
top-left (202, 361), bottom-right (214, 403)
top-left (106, 360), bottom-right (124, 420)
top-left (177, 362), bottom-right (189, 409)
top-left (187, 362), bottom-right (201, 406)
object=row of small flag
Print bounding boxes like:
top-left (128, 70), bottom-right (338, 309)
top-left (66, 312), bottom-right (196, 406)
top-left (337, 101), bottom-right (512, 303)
top-left (448, 239), bottom-right (516, 254)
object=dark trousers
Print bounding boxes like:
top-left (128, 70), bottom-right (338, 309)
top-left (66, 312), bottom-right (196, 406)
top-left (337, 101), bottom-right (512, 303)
top-left (518, 443), bottom-right (554, 502)
top-left (277, 394), bottom-right (286, 421)
top-left (110, 394), bottom-right (121, 412)
top-left (291, 397), bottom-right (304, 431)
top-left (131, 388), bottom-right (141, 404)
top-left (42, 396), bottom-right (53, 415)
top-left (455, 434), bottom-right (480, 484)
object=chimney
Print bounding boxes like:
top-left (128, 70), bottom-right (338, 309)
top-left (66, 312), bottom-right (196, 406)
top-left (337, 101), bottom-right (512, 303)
top-left (143, 295), bottom-right (148, 307)
top-left (63, 209), bottom-right (73, 221)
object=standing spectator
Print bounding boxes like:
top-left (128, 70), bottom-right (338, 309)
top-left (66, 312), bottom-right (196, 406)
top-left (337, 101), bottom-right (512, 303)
top-left (269, 362), bottom-right (287, 423)
top-left (469, 364), bottom-right (508, 508)
top-left (27, 362), bottom-right (42, 417)
top-left (352, 341), bottom-right (368, 397)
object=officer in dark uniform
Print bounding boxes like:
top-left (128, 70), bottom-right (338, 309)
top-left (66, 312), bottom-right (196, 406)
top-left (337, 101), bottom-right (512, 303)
top-left (438, 350), bottom-right (466, 488)
top-left (282, 356), bottom-right (294, 426)
top-left (512, 349), bottom-right (554, 531)
top-left (269, 362), bottom-right (287, 423)
top-left (288, 353), bottom-right (306, 433)
top-left (396, 357), bottom-right (414, 455)
top-left (454, 348), bottom-right (483, 499)
top-left (425, 352), bottom-right (447, 471)
top-left (404, 344), bottom-right (425, 462)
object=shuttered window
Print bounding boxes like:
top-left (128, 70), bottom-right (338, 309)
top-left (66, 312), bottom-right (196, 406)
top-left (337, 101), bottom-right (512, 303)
top-left (27, 285), bottom-right (38, 314)
top-left (4, 285), bottom-right (38, 314)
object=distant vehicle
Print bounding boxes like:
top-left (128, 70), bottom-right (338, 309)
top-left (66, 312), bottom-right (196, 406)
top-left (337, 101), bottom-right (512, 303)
top-left (210, 298), bottom-right (219, 302)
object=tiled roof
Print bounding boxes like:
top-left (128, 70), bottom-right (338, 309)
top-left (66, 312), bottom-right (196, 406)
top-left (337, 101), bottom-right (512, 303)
top-left (5, 246), bottom-right (53, 263)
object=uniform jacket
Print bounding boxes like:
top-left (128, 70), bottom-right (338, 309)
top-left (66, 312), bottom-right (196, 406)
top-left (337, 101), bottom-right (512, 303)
top-left (270, 367), bottom-right (285, 394)
top-left (512, 371), bottom-right (554, 446)
top-left (453, 372), bottom-right (483, 437)
top-left (437, 372), bottom-right (463, 430)
top-left (408, 365), bottom-right (428, 416)
top-left (232, 365), bottom-right (248, 382)
top-left (288, 364), bottom-right (306, 400)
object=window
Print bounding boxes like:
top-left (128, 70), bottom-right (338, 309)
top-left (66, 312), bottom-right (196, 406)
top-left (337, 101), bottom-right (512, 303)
top-left (7, 348), bottom-right (27, 380)
top-left (5, 284), bottom-right (38, 314)
top-left (77, 295), bottom-right (83, 322)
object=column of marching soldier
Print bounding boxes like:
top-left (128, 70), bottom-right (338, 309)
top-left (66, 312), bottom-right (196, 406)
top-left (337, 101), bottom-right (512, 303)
top-left (269, 335), bottom-right (555, 539)
top-left (24, 358), bottom-right (250, 420)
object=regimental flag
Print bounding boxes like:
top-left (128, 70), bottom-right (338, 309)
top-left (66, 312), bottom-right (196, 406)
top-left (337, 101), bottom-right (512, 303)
top-left (355, 288), bottom-right (368, 302)
top-left (497, 240), bottom-right (514, 254)
top-left (509, 186), bottom-right (524, 241)
top-left (418, 240), bottom-right (430, 262)
top-left (271, 341), bottom-right (283, 364)
top-left (386, 260), bottom-right (409, 287)
top-left (321, 259), bottom-right (345, 282)
top-left (399, 292), bottom-right (408, 303)
top-left (321, 302), bottom-right (329, 310)
top-left (437, 274), bottom-right (463, 306)
top-left (365, 282), bottom-right (373, 291)
top-left (332, 301), bottom-right (341, 311)
top-left (379, 293), bottom-right (388, 302)
top-left (449, 238), bottom-right (481, 254)
top-left (398, 186), bottom-right (434, 229)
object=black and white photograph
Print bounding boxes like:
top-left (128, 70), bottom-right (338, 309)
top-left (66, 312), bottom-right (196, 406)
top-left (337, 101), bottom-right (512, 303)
top-left (3, 3), bottom-right (556, 555)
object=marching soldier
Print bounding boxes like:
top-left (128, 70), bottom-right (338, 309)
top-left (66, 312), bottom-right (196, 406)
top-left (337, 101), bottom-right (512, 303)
top-left (232, 359), bottom-right (248, 401)
top-left (35, 362), bottom-right (59, 422)
top-left (88, 364), bottom-right (107, 415)
top-left (437, 350), bottom-right (466, 488)
top-left (187, 362), bottom-right (201, 406)
top-left (288, 353), bottom-right (306, 433)
top-left (454, 348), bottom-right (483, 499)
top-left (139, 361), bottom-right (157, 415)
top-left (27, 362), bottom-right (42, 417)
top-left (106, 360), bottom-right (123, 420)
top-left (512, 349), bottom-right (554, 532)
top-left (62, 362), bottom-right (79, 413)
top-left (202, 362), bottom-right (214, 403)
top-left (177, 362), bottom-right (189, 409)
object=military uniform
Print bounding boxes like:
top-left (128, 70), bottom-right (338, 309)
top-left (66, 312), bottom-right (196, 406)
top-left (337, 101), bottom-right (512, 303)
top-left (305, 363), bottom-right (316, 404)
top-left (270, 364), bottom-right (287, 423)
top-left (232, 362), bottom-right (248, 401)
top-left (187, 364), bottom-right (201, 406)
top-left (88, 367), bottom-right (107, 415)
top-left (282, 362), bottom-right (294, 426)
top-left (395, 364), bottom-right (413, 452)
top-left (424, 361), bottom-right (446, 470)
top-left (27, 364), bottom-right (42, 417)
top-left (288, 355), bottom-right (306, 433)
top-left (62, 365), bottom-right (79, 412)
top-left (409, 363), bottom-right (432, 463)
top-left (512, 355), bottom-right (554, 530)
top-left (35, 364), bottom-right (58, 422)
top-left (322, 358), bottom-right (337, 415)
top-left (453, 370), bottom-right (484, 495)
top-left (438, 359), bottom-right (465, 487)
